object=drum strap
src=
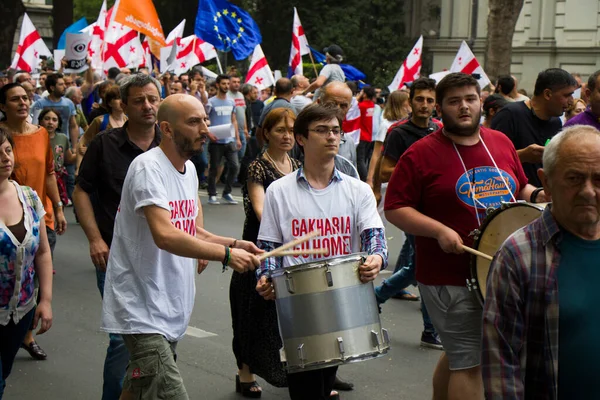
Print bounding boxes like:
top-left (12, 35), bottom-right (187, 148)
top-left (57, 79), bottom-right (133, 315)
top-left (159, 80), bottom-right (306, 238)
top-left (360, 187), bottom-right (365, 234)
top-left (450, 135), bottom-right (518, 226)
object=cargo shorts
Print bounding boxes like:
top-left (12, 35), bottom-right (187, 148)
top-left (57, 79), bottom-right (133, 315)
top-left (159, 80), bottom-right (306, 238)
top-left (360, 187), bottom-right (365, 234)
top-left (122, 334), bottom-right (188, 400)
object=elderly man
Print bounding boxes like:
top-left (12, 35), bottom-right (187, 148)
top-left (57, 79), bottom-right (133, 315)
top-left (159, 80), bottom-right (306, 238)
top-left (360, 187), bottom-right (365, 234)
top-left (290, 74), bottom-right (312, 114)
top-left (66, 86), bottom-right (89, 134)
top-left (483, 125), bottom-right (600, 399)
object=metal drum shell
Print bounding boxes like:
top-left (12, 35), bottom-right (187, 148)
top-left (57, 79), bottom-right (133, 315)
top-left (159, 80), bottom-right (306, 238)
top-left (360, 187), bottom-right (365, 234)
top-left (271, 254), bottom-right (390, 373)
top-left (468, 202), bottom-right (547, 306)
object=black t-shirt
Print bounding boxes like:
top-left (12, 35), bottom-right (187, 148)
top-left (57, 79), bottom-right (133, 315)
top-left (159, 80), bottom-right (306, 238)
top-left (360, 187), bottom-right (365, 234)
top-left (382, 118), bottom-right (442, 162)
top-left (491, 101), bottom-right (562, 187)
top-left (76, 123), bottom-right (161, 246)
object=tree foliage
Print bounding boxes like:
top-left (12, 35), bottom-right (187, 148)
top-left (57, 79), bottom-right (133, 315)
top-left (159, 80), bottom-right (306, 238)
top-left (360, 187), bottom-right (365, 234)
top-left (0, 0), bottom-right (25, 69)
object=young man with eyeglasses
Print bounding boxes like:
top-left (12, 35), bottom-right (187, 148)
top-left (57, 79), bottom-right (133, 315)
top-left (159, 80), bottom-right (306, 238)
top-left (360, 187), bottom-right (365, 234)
top-left (256, 103), bottom-right (388, 400)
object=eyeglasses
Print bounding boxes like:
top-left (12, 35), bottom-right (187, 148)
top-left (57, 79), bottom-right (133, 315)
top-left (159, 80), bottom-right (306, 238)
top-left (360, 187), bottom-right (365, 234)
top-left (309, 126), bottom-right (342, 136)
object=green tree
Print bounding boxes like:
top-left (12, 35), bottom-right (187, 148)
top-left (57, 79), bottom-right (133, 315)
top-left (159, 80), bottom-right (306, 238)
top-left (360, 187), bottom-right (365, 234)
top-left (0, 0), bottom-right (25, 69)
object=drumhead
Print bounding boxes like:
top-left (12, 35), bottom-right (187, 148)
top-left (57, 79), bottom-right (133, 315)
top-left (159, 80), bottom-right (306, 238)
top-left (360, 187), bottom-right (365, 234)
top-left (270, 253), bottom-right (366, 277)
top-left (471, 202), bottom-right (547, 303)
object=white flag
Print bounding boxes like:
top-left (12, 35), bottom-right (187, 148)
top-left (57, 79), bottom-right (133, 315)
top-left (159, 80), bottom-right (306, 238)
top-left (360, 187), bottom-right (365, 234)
top-left (388, 36), bottom-right (423, 92)
top-left (288, 7), bottom-right (310, 76)
top-left (160, 19), bottom-right (186, 73)
top-left (450, 41), bottom-right (491, 89)
top-left (83, 0), bottom-right (108, 71)
top-left (11, 13), bottom-right (52, 72)
top-left (246, 45), bottom-right (276, 91)
top-left (103, 7), bottom-right (144, 71)
top-left (173, 36), bottom-right (217, 76)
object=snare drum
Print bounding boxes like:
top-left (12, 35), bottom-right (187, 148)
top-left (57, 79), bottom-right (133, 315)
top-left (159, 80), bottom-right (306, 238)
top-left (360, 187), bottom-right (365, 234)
top-left (271, 254), bottom-right (390, 373)
top-left (467, 202), bottom-right (548, 305)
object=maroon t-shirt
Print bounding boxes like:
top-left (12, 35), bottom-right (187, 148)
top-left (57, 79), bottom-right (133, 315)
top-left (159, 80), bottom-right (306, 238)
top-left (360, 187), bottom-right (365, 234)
top-left (384, 127), bottom-right (528, 286)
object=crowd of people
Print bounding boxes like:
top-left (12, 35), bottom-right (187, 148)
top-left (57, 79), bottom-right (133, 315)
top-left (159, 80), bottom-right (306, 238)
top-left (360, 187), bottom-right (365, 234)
top-left (0, 42), bottom-right (599, 400)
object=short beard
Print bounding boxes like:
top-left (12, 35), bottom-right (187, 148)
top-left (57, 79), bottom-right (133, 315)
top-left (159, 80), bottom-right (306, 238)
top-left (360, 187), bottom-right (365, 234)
top-left (442, 111), bottom-right (481, 137)
top-left (174, 129), bottom-right (203, 159)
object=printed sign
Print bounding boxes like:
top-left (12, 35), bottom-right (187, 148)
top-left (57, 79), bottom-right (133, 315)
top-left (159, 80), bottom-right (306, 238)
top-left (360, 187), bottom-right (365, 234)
top-left (65, 32), bottom-right (90, 73)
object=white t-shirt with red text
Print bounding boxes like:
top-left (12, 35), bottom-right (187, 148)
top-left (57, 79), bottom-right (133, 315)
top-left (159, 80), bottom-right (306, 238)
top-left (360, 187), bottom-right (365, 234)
top-left (101, 147), bottom-right (199, 342)
top-left (258, 169), bottom-right (383, 268)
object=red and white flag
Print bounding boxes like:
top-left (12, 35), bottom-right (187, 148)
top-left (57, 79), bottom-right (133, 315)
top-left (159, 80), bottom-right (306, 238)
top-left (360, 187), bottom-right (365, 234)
top-left (246, 45), bottom-right (276, 91)
top-left (342, 97), bottom-right (361, 144)
top-left (160, 19), bottom-right (186, 73)
top-left (450, 41), bottom-right (491, 88)
top-left (80, 0), bottom-right (108, 70)
top-left (388, 35), bottom-right (423, 92)
top-left (173, 35), bottom-right (217, 76)
top-left (139, 37), bottom-right (152, 69)
top-left (11, 13), bottom-right (52, 72)
top-left (103, 7), bottom-right (144, 72)
top-left (288, 7), bottom-right (310, 77)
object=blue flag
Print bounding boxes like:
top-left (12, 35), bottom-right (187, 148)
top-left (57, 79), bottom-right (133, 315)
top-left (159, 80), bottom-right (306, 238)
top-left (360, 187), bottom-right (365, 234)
top-left (308, 46), bottom-right (366, 82)
top-left (195, 0), bottom-right (262, 60)
top-left (57, 18), bottom-right (88, 50)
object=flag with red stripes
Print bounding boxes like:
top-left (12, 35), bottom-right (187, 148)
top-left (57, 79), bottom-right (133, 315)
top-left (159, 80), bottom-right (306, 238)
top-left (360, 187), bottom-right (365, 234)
top-left (80, 0), bottom-right (107, 70)
top-left (10, 13), bottom-right (52, 72)
top-left (342, 97), bottom-right (361, 144)
top-left (450, 41), bottom-right (491, 88)
top-left (388, 36), bottom-right (423, 92)
top-left (173, 35), bottom-right (217, 76)
top-left (288, 7), bottom-right (310, 77)
top-left (159, 20), bottom-right (186, 73)
top-left (103, 6), bottom-right (143, 72)
top-left (246, 45), bottom-right (275, 91)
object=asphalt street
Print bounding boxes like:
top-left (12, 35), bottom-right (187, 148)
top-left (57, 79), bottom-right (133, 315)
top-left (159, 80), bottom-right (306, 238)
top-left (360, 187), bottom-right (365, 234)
top-left (5, 188), bottom-right (440, 400)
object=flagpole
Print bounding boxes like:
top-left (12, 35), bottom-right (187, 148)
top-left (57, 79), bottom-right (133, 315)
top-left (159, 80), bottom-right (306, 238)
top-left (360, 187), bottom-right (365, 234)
top-left (215, 50), bottom-right (224, 74)
top-left (307, 50), bottom-right (319, 78)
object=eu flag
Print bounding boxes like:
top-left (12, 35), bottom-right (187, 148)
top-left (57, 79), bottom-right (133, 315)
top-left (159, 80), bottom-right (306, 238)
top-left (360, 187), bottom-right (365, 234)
top-left (195, 0), bottom-right (262, 60)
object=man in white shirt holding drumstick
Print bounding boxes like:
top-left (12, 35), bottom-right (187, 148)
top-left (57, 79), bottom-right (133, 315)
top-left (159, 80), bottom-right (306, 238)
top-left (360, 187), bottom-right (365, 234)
top-left (256, 103), bottom-right (388, 400)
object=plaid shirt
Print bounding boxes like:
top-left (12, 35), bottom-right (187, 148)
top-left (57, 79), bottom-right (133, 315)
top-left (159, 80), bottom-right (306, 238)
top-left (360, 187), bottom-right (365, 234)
top-left (257, 167), bottom-right (387, 277)
top-left (482, 206), bottom-right (560, 400)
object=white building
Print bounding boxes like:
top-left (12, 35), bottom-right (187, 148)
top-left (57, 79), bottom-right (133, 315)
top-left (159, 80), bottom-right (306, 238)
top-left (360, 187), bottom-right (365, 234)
top-left (425, 0), bottom-right (600, 93)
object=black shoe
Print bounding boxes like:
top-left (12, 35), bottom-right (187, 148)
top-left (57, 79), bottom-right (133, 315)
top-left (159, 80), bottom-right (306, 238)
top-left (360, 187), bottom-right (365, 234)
top-left (235, 375), bottom-right (262, 398)
top-left (21, 340), bottom-right (47, 360)
top-left (333, 375), bottom-right (354, 391)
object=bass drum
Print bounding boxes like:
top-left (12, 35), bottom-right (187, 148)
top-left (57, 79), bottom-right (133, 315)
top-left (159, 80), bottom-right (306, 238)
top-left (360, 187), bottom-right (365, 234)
top-left (467, 202), bottom-right (548, 306)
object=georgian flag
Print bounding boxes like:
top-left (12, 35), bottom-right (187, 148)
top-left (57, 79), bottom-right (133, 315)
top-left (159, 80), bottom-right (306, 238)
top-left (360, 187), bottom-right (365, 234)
top-left (342, 97), bottom-right (360, 145)
top-left (102, 7), bottom-right (144, 71)
top-left (246, 45), bottom-right (276, 91)
top-left (80, 0), bottom-right (108, 70)
top-left (159, 19), bottom-right (186, 73)
top-left (450, 41), bottom-right (491, 89)
top-left (388, 36), bottom-right (423, 92)
top-left (173, 35), bottom-right (217, 76)
top-left (11, 13), bottom-right (52, 72)
top-left (288, 7), bottom-right (310, 77)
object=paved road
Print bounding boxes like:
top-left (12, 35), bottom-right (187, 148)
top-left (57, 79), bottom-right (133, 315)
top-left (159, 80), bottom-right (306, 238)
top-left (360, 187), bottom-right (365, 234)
top-left (6, 189), bottom-right (439, 400)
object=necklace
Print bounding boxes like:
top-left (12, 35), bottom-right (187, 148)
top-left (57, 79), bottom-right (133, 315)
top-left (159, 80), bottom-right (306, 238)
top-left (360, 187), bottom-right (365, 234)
top-left (264, 150), bottom-right (291, 176)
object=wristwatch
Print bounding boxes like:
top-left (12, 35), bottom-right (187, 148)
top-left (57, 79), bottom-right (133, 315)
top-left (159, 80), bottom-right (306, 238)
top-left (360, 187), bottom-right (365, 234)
top-left (54, 201), bottom-right (64, 209)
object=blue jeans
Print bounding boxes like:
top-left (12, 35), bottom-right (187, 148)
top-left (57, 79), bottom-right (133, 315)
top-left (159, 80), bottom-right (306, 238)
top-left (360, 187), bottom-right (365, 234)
top-left (0, 308), bottom-right (35, 399)
top-left (238, 132), bottom-right (247, 162)
top-left (375, 235), bottom-right (436, 334)
top-left (96, 268), bottom-right (130, 400)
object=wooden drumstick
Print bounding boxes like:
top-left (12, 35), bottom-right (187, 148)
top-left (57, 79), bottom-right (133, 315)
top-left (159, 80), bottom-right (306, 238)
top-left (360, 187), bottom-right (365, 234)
top-left (258, 231), bottom-right (320, 261)
top-left (461, 245), bottom-right (494, 261)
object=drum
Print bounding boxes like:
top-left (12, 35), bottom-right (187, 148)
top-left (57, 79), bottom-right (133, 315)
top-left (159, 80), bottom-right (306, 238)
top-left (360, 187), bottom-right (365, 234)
top-left (271, 254), bottom-right (390, 373)
top-left (467, 202), bottom-right (548, 305)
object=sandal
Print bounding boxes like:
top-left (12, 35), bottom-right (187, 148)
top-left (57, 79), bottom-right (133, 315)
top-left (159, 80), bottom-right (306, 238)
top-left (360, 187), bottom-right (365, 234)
top-left (330, 390), bottom-right (340, 399)
top-left (235, 375), bottom-right (262, 398)
top-left (392, 289), bottom-right (420, 301)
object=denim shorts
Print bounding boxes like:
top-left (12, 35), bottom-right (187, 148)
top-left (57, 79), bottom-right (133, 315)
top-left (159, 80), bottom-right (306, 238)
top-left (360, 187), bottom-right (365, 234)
top-left (419, 284), bottom-right (482, 370)
top-left (122, 334), bottom-right (188, 400)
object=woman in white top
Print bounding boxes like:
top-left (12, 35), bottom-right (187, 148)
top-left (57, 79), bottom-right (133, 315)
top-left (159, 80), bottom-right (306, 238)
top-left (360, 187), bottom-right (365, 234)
top-left (366, 90), bottom-right (411, 188)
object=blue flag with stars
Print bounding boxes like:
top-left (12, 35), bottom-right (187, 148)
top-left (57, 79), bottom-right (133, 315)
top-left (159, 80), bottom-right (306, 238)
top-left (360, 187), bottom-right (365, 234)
top-left (195, 0), bottom-right (262, 60)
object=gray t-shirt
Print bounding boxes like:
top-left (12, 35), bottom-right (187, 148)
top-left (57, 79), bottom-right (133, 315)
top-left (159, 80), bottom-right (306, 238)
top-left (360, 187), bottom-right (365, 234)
top-left (290, 95), bottom-right (312, 115)
top-left (315, 64), bottom-right (346, 97)
top-left (31, 97), bottom-right (77, 138)
top-left (258, 98), bottom-right (295, 128)
top-left (208, 96), bottom-right (236, 144)
top-left (227, 91), bottom-right (246, 134)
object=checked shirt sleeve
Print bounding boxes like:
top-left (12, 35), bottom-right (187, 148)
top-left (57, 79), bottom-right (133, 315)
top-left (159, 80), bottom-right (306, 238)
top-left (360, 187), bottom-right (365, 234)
top-left (360, 228), bottom-right (388, 270)
top-left (256, 239), bottom-right (283, 278)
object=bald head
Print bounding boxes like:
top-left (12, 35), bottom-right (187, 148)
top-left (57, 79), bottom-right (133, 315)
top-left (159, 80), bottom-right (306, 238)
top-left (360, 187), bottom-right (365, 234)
top-left (274, 78), bottom-right (293, 97)
top-left (158, 94), bottom-right (205, 124)
top-left (291, 74), bottom-right (309, 90)
top-left (318, 81), bottom-right (353, 117)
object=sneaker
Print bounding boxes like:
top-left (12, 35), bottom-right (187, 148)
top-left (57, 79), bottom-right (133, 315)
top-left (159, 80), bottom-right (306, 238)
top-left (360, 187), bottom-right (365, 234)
top-left (420, 332), bottom-right (443, 350)
top-left (222, 193), bottom-right (238, 205)
top-left (208, 196), bottom-right (220, 205)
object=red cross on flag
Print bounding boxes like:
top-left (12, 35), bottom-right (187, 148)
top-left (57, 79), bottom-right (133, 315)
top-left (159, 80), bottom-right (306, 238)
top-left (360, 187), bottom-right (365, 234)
top-left (139, 37), bottom-right (152, 69)
top-left (173, 35), bottom-right (217, 76)
top-left (80, 0), bottom-right (108, 70)
top-left (246, 45), bottom-right (275, 91)
top-left (10, 13), bottom-right (52, 72)
top-left (159, 20), bottom-right (186, 73)
top-left (342, 97), bottom-right (361, 144)
top-left (103, 7), bottom-right (143, 72)
top-left (388, 35), bottom-right (423, 92)
top-left (288, 7), bottom-right (310, 77)
top-left (450, 41), bottom-right (491, 88)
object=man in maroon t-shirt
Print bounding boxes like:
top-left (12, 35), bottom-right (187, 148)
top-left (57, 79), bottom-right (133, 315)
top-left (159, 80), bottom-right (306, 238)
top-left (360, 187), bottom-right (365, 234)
top-left (384, 73), bottom-right (547, 400)
top-left (356, 86), bottom-right (376, 180)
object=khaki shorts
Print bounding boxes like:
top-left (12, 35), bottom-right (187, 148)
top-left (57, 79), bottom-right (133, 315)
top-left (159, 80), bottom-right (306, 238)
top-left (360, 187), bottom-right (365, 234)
top-left (122, 334), bottom-right (188, 400)
top-left (419, 284), bottom-right (482, 370)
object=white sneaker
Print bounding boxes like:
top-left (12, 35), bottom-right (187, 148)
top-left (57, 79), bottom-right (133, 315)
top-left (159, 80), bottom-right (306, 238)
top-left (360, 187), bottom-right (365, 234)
top-left (208, 196), bottom-right (220, 204)
top-left (222, 193), bottom-right (238, 205)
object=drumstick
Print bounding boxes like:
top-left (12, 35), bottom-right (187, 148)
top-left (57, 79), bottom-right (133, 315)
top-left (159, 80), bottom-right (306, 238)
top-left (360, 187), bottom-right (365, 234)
top-left (266, 249), bottom-right (328, 258)
top-left (258, 231), bottom-right (320, 261)
top-left (461, 245), bottom-right (493, 261)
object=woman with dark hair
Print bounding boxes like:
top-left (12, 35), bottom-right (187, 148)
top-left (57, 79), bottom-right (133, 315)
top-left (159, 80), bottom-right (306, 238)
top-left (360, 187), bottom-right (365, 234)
top-left (0, 127), bottom-right (53, 396)
top-left (0, 83), bottom-right (65, 361)
top-left (0, 127), bottom-right (53, 397)
top-left (230, 107), bottom-right (300, 398)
